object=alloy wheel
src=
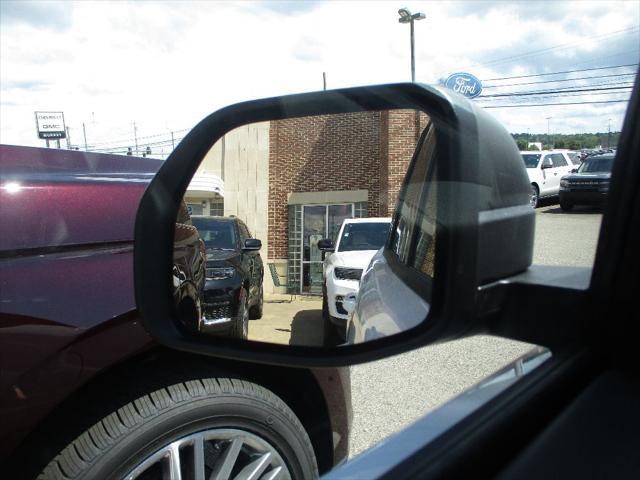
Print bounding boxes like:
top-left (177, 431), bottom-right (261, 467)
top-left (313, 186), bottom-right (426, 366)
top-left (529, 185), bottom-right (538, 208)
top-left (125, 428), bottom-right (291, 480)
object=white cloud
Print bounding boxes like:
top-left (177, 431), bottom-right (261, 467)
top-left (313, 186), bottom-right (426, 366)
top-left (1, 0), bottom-right (638, 152)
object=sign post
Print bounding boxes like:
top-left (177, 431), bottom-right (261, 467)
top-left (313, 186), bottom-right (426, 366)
top-left (35, 111), bottom-right (66, 147)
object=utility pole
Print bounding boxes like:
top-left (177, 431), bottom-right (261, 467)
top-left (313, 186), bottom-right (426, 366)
top-left (398, 8), bottom-right (426, 82)
top-left (171, 131), bottom-right (175, 149)
top-left (546, 117), bottom-right (552, 137)
top-left (323, 72), bottom-right (327, 91)
top-left (82, 123), bottom-right (88, 151)
top-left (607, 118), bottom-right (612, 148)
top-left (133, 121), bottom-right (139, 156)
top-left (65, 127), bottom-right (71, 149)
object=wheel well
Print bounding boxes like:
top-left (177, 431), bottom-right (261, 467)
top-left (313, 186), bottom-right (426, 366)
top-left (8, 347), bottom-right (335, 477)
top-left (531, 182), bottom-right (539, 192)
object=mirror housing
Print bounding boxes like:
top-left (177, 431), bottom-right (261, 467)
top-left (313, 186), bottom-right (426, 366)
top-left (134, 83), bottom-right (534, 366)
top-left (317, 238), bottom-right (335, 252)
top-left (243, 238), bottom-right (262, 251)
top-left (571, 168), bottom-right (578, 173)
top-left (541, 158), bottom-right (554, 169)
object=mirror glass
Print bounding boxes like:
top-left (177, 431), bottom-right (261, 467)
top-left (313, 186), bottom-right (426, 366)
top-left (172, 109), bottom-right (437, 347)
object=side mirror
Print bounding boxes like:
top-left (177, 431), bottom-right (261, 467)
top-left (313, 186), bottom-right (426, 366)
top-left (243, 238), bottom-right (262, 251)
top-left (541, 158), bottom-right (554, 169)
top-left (571, 168), bottom-right (578, 173)
top-left (134, 83), bottom-right (534, 366)
top-left (317, 239), bottom-right (335, 252)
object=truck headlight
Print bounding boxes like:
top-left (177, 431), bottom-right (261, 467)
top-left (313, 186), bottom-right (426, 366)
top-left (206, 267), bottom-right (236, 280)
top-left (334, 267), bottom-right (363, 281)
top-left (560, 179), bottom-right (569, 188)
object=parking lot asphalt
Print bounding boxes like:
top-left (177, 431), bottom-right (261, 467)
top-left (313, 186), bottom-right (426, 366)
top-left (249, 201), bottom-right (604, 459)
top-left (347, 201), bottom-right (603, 457)
top-left (248, 296), bottom-right (323, 346)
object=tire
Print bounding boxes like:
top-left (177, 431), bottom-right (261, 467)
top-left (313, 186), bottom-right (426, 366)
top-left (322, 287), bottom-right (341, 347)
top-left (230, 289), bottom-right (249, 339)
top-left (249, 284), bottom-right (264, 320)
top-left (560, 201), bottom-right (574, 211)
top-left (37, 378), bottom-right (318, 480)
top-left (530, 184), bottom-right (539, 208)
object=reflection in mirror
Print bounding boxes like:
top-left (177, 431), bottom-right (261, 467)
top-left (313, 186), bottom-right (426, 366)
top-left (172, 109), bottom-right (437, 348)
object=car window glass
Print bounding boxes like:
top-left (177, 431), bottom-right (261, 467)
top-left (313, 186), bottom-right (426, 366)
top-left (410, 128), bottom-right (438, 277)
top-left (551, 153), bottom-right (568, 167)
top-left (238, 222), bottom-right (250, 243)
top-left (338, 222), bottom-right (390, 252)
top-left (191, 217), bottom-right (237, 250)
top-left (578, 156), bottom-right (614, 173)
top-left (522, 154), bottom-right (541, 168)
top-left (390, 123), bottom-right (434, 265)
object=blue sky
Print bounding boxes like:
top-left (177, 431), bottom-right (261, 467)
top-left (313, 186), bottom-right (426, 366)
top-left (1, 0), bottom-right (638, 152)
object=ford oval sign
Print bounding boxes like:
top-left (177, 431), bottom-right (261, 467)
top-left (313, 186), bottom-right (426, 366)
top-left (444, 72), bottom-right (483, 98)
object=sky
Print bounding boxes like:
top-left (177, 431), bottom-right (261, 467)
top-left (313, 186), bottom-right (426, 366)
top-left (1, 0), bottom-right (638, 156)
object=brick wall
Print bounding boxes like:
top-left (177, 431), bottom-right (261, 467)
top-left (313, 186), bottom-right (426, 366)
top-left (268, 109), bottom-right (429, 258)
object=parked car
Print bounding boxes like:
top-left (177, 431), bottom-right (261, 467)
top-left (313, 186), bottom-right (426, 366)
top-left (317, 217), bottom-right (391, 342)
top-left (520, 150), bottom-right (577, 207)
top-left (559, 153), bottom-right (615, 210)
top-left (190, 215), bottom-right (264, 338)
top-left (0, 145), bottom-right (351, 479)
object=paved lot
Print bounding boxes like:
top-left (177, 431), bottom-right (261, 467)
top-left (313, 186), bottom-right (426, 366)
top-left (248, 296), bottom-right (323, 346)
top-left (348, 201), bottom-right (603, 457)
top-left (250, 201), bottom-right (604, 458)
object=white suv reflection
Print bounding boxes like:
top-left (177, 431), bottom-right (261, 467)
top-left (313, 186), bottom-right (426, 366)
top-left (322, 218), bottom-right (391, 336)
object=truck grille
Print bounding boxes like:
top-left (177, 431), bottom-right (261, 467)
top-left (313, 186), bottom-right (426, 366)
top-left (203, 302), bottom-right (233, 319)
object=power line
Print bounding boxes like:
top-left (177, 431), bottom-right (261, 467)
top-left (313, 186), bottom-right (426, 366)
top-left (468, 26), bottom-right (639, 69)
top-left (481, 63), bottom-right (639, 82)
top-left (483, 72), bottom-right (637, 89)
top-left (477, 90), bottom-right (632, 103)
top-left (562, 49), bottom-right (640, 70)
top-left (483, 99), bottom-right (629, 108)
top-left (88, 128), bottom-right (190, 147)
top-left (479, 85), bottom-right (634, 99)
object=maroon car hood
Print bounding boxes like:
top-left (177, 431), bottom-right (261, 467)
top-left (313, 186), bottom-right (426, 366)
top-left (0, 144), bottom-right (163, 251)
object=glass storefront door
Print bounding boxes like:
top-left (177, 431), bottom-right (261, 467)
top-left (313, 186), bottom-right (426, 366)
top-left (301, 204), bottom-right (353, 294)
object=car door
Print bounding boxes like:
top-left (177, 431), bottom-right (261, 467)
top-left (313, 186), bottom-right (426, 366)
top-left (329, 73), bottom-right (640, 480)
top-left (544, 153), bottom-right (567, 195)
top-left (536, 154), bottom-right (552, 197)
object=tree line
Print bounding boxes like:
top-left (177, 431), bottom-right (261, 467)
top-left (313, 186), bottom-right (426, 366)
top-left (511, 132), bottom-right (621, 151)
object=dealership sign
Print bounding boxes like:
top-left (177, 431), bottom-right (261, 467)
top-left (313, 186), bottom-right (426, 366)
top-left (35, 111), bottom-right (66, 139)
top-left (444, 72), bottom-right (483, 98)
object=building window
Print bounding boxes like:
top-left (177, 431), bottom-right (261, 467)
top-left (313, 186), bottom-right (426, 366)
top-left (287, 205), bottom-right (303, 294)
top-left (187, 203), bottom-right (203, 216)
top-left (209, 201), bottom-right (224, 216)
top-left (354, 202), bottom-right (368, 218)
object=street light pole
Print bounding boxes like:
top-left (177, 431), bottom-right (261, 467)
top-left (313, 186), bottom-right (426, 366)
top-left (398, 8), bottom-right (426, 82)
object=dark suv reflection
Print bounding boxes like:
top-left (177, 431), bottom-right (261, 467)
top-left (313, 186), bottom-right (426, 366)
top-left (173, 202), bottom-right (206, 331)
top-left (190, 216), bottom-right (264, 339)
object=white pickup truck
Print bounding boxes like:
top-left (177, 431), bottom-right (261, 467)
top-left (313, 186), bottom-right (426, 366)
top-left (521, 151), bottom-right (582, 207)
top-left (317, 217), bottom-right (391, 342)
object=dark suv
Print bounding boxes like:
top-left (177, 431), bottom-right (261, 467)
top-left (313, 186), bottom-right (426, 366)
top-left (0, 144), bottom-right (351, 479)
top-left (559, 153), bottom-right (614, 210)
top-left (190, 215), bottom-right (265, 339)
